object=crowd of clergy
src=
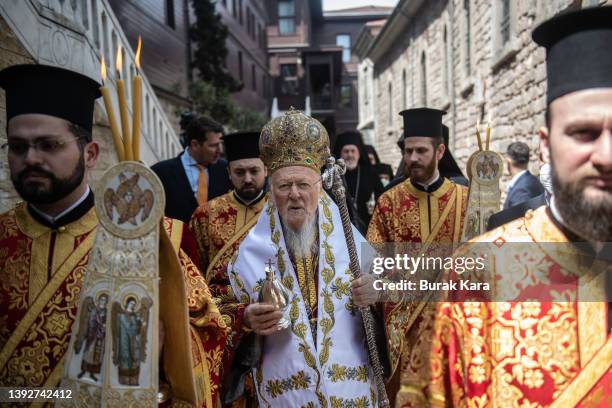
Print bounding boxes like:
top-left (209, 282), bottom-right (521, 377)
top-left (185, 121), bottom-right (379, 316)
top-left (0, 6), bottom-right (610, 407)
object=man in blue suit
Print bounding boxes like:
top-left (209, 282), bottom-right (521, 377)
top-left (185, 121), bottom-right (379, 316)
top-left (152, 115), bottom-right (231, 223)
top-left (503, 141), bottom-right (544, 209)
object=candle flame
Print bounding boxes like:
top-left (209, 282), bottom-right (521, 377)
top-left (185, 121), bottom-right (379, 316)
top-left (476, 119), bottom-right (480, 129)
top-left (135, 36), bottom-right (142, 69)
top-left (115, 45), bottom-right (123, 75)
top-left (101, 56), bottom-right (107, 82)
top-left (487, 114), bottom-right (492, 127)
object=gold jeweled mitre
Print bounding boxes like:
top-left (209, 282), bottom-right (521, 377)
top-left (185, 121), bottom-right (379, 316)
top-left (259, 108), bottom-right (330, 174)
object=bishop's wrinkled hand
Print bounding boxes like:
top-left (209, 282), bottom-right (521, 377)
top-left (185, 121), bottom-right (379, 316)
top-left (351, 274), bottom-right (379, 307)
top-left (244, 303), bottom-right (284, 335)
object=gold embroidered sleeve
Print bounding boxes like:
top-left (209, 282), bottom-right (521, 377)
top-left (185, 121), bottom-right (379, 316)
top-left (189, 205), bottom-right (212, 273)
top-left (367, 192), bottom-right (393, 243)
top-left (177, 247), bottom-right (229, 406)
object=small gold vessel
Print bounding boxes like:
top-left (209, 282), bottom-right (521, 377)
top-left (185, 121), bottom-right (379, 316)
top-left (259, 259), bottom-right (291, 329)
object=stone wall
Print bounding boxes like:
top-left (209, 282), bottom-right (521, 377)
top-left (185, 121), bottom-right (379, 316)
top-left (0, 15), bottom-right (120, 214)
top-left (1, 15), bottom-right (35, 213)
top-left (370, 0), bottom-right (610, 191)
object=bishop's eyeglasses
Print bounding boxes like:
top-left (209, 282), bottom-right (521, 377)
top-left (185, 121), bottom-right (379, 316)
top-left (273, 178), bottom-right (322, 194)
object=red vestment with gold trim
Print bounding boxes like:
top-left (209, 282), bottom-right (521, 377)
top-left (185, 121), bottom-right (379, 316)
top-left (425, 206), bottom-right (610, 407)
top-left (0, 202), bottom-right (228, 406)
top-left (367, 178), bottom-right (468, 407)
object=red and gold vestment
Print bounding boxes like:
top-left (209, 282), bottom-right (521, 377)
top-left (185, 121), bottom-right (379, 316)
top-left (0, 201), bottom-right (228, 406)
top-left (367, 178), bottom-right (468, 406)
top-left (424, 206), bottom-right (610, 407)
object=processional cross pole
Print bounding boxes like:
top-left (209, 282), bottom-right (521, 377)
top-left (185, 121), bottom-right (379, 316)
top-left (322, 156), bottom-right (390, 408)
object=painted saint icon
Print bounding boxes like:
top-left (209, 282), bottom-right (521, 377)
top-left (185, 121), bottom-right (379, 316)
top-left (111, 295), bottom-right (153, 385)
top-left (74, 293), bottom-right (109, 382)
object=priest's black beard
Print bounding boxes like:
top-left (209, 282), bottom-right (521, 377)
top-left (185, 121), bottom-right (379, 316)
top-left (551, 160), bottom-right (612, 242)
top-left (236, 185), bottom-right (262, 201)
top-left (12, 154), bottom-right (85, 205)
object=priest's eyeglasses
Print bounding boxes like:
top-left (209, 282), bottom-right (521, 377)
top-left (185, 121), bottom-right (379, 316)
top-left (274, 178), bottom-right (322, 194)
top-left (2, 136), bottom-right (85, 156)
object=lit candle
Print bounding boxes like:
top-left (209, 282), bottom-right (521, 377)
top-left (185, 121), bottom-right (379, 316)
top-left (476, 119), bottom-right (483, 151)
top-left (99, 57), bottom-right (124, 161)
top-left (132, 36), bottom-right (142, 162)
top-left (116, 45), bottom-right (133, 161)
top-left (485, 114), bottom-right (491, 151)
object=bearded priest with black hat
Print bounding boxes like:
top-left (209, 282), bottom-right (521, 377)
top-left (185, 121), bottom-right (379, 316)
top-left (367, 108), bottom-right (468, 245)
top-left (0, 65), bottom-right (229, 406)
top-left (425, 6), bottom-right (612, 407)
top-left (366, 107), bottom-right (469, 406)
top-left (190, 130), bottom-right (267, 279)
top-left (333, 130), bottom-right (384, 232)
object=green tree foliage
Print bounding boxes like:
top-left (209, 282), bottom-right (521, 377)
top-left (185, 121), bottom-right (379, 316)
top-left (230, 106), bottom-right (268, 131)
top-left (188, 80), bottom-right (234, 124)
top-left (188, 0), bottom-right (267, 131)
top-left (189, 0), bottom-right (242, 92)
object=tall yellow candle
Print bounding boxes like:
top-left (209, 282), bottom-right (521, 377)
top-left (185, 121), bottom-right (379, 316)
top-left (131, 76), bottom-right (141, 161)
top-left (475, 119), bottom-right (483, 151)
top-left (116, 80), bottom-right (133, 161)
top-left (132, 36), bottom-right (142, 162)
top-left (100, 57), bottom-right (124, 161)
top-left (485, 115), bottom-right (491, 151)
top-left (116, 46), bottom-right (133, 161)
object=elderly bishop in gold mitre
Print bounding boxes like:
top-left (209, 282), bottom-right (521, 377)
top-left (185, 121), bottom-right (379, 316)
top-left (225, 109), bottom-right (381, 406)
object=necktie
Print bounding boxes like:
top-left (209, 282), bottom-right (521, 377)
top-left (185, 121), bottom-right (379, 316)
top-left (196, 164), bottom-right (208, 206)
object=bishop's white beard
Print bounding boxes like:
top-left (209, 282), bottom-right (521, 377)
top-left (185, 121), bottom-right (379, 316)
top-left (282, 212), bottom-right (318, 259)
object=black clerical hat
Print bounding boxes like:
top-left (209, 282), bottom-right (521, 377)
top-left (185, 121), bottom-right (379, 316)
top-left (400, 108), bottom-right (445, 139)
top-left (333, 130), bottom-right (371, 166)
top-left (442, 124), bottom-right (450, 146)
top-left (440, 125), bottom-right (465, 179)
top-left (0, 64), bottom-right (101, 132)
top-left (375, 163), bottom-right (394, 179)
top-left (532, 6), bottom-right (612, 104)
top-left (334, 130), bottom-right (363, 152)
top-left (222, 131), bottom-right (261, 162)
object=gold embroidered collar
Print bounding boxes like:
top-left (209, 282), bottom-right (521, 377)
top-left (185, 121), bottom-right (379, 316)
top-left (15, 201), bottom-right (98, 239)
top-left (404, 177), bottom-right (453, 199)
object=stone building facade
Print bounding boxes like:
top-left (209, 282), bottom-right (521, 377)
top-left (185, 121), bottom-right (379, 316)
top-left (267, 0), bottom-right (391, 138)
top-left (354, 19), bottom-right (386, 146)
top-left (361, 0), bottom-right (611, 178)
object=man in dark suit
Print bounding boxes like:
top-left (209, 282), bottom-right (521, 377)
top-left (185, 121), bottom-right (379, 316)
top-left (152, 115), bottom-right (231, 223)
top-left (503, 141), bottom-right (544, 209)
top-left (487, 162), bottom-right (552, 231)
